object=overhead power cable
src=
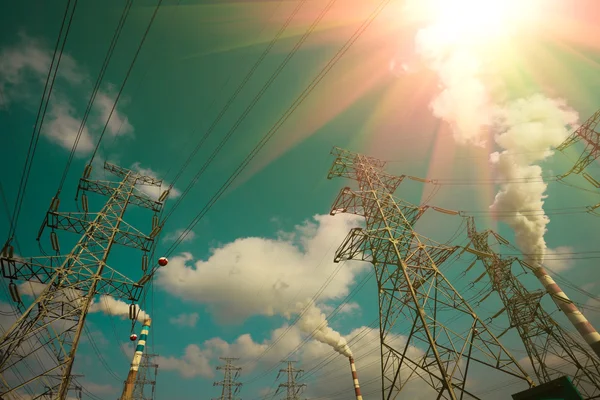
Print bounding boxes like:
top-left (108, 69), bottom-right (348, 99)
top-left (54, 0), bottom-right (133, 197)
top-left (148, 0), bottom-right (393, 275)
top-left (161, 0), bottom-right (308, 201)
top-left (87, 0), bottom-right (164, 167)
top-left (5, 0), bottom-right (78, 245)
top-left (158, 0), bottom-right (327, 228)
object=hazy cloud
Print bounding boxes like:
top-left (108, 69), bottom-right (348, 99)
top-left (169, 312), bottom-right (200, 328)
top-left (0, 32), bottom-right (133, 154)
top-left (163, 229), bottom-right (196, 244)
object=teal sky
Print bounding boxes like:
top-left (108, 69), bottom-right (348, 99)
top-left (1, 0), bottom-right (600, 399)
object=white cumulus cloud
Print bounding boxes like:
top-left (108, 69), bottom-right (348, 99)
top-left (131, 162), bottom-right (181, 200)
top-left (156, 214), bottom-right (366, 322)
top-left (156, 213), bottom-right (369, 356)
top-left (162, 229), bottom-right (196, 244)
top-left (169, 312), bottom-right (200, 327)
top-left (0, 32), bottom-right (134, 154)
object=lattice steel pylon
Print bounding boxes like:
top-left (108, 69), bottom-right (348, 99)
top-left (326, 147), bottom-right (535, 399)
top-left (466, 217), bottom-right (600, 398)
top-left (275, 361), bottom-right (305, 400)
top-left (212, 357), bottom-right (242, 400)
top-left (131, 353), bottom-right (158, 400)
top-left (557, 108), bottom-right (600, 185)
top-left (42, 375), bottom-right (83, 399)
top-left (0, 162), bottom-right (168, 399)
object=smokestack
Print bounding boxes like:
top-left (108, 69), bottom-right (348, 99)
top-left (348, 356), bottom-right (363, 400)
top-left (120, 318), bottom-right (151, 400)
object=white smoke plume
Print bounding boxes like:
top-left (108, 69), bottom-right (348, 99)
top-left (489, 96), bottom-right (578, 263)
top-left (89, 295), bottom-right (150, 323)
top-left (290, 301), bottom-right (352, 357)
top-left (415, 29), bottom-right (492, 147)
top-left (412, 12), bottom-right (578, 265)
top-left (17, 282), bottom-right (150, 323)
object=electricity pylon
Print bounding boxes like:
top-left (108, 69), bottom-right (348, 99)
top-left (131, 353), bottom-right (158, 400)
top-left (42, 375), bottom-right (83, 399)
top-left (326, 146), bottom-right (535, 399)
top-left (212, 357), bottom-right (242, 400)
top-left (467, 217), bottom-right (600, 398)
top-left (0, 162), bottom-right (169, 399)
top-left (275, 361), bottom-right (305, 400)
top-left (557, 108), bottom-right (600, 187)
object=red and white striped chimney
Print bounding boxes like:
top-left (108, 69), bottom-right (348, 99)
top-left (532, 265), bottom-right (600, 357)
top-left (348, 356), bottom-right (363, 400)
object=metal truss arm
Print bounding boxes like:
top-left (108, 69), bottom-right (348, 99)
top-left (47, 211), bottom-right (155, 251)
top-left (78, 179), bottom-right (162, 212)
top-left (1, 255), bottom-right (67, 283)
top-left (557, 108), bottom-right (600, 175)
top-left (104, 162), bottom-right (162, 187)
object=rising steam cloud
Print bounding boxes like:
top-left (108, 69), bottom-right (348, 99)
top-left (413, 19), bottom-right (578, 264)
top-left (489, 97), bottom-right (578, 263)
top-left (17, 282), bottom-right (150, 322)
top-left (291, 301), bottom-right (353, 357)
top-left (90, 295), bottom-right (150, 323)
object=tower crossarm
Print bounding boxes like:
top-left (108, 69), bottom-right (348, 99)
top-left (47, 211), bottom-right (155, 251)
top-left (0, 253), bottom-right (143, 301)
top-left (104, 162), bottom-right (163, 187)
top-left (557, 108), bottom-right (600, 175)
top-left (328, 147), bottom-right (404, 193)
top-left (78, 179), bottom-right (163, 212)
top-left (1, 254), bottom-right (67, 283)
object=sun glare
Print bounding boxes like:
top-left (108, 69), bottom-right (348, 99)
top-left (408, 0), bottom-right (537, 46)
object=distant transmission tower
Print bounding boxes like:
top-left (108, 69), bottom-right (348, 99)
top-left (557, 107), bottom-right (600, 187)
top-left (42, 375), bottom-right (83, 399)
top-left (467, 218), bottom-right (600, 398)
top-left (131, 353), bottom-right (158, 400)
top-left (275, 361), bottom-right (305, 400)
top-left (212, 357), bottom-right (242, 400)
top-left (0, 162), bottom-right (169, 399)
top-left (326, 146), bottom-right (535, 399)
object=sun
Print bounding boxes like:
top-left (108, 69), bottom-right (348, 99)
top-left (407, 0), bottom-right (537, 46)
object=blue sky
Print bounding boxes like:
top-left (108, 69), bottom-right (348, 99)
top-left (1, 0), bottom-right (600, 399)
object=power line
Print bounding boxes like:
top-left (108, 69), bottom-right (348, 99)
top-left (157, 0), bottom-right (328, 231)
top-left (147, 0), bottom-right (393, 279)
top-left (161, 0), bottom-right (307, 201)
top-left (6, 0), bottom-right (78, 245)
top-left (87, 0), bottom-right (164, 167)
top-left (54, 0), bottom-right (133, 197)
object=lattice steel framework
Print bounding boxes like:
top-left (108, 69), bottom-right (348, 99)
top-left (326, 147), bottom-right (535, 399)
top-left (0, 162), bottom-right (168, 399)
top-left (276, 361), bottom-right (305, 400)
top-left (557, 108), bottom-right (600, 183)
top-left (41, 375), bottom-right (83, 399)
top-left (213, 357), bottom-right (242, 400)
top-left (467, 218), bottom-right (600, 399)
top-left (131, 353), bottom-right (158, 400)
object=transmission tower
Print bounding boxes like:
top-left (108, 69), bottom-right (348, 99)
top-left (42, 375), bottom-right (83, 399)
top-left (557, 107), bottom-right (600, 186)
top-left (275, 361), bottom-right (305, 400)
top-left (130, 353), bottom-right (158, 400)
top-left (212, 357), bottom-right (242, 400)
top-left (0, 162), bottom-right (169, 399)
top-left (326, 146), bottom-right (535, 399)
top-left (467, 218), bottom-right (600, 398)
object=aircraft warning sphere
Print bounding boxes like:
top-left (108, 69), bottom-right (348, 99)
top-left (158, 257), bottom-right (168, 266)
top-left (130, 334), bottom-right (138, 341)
